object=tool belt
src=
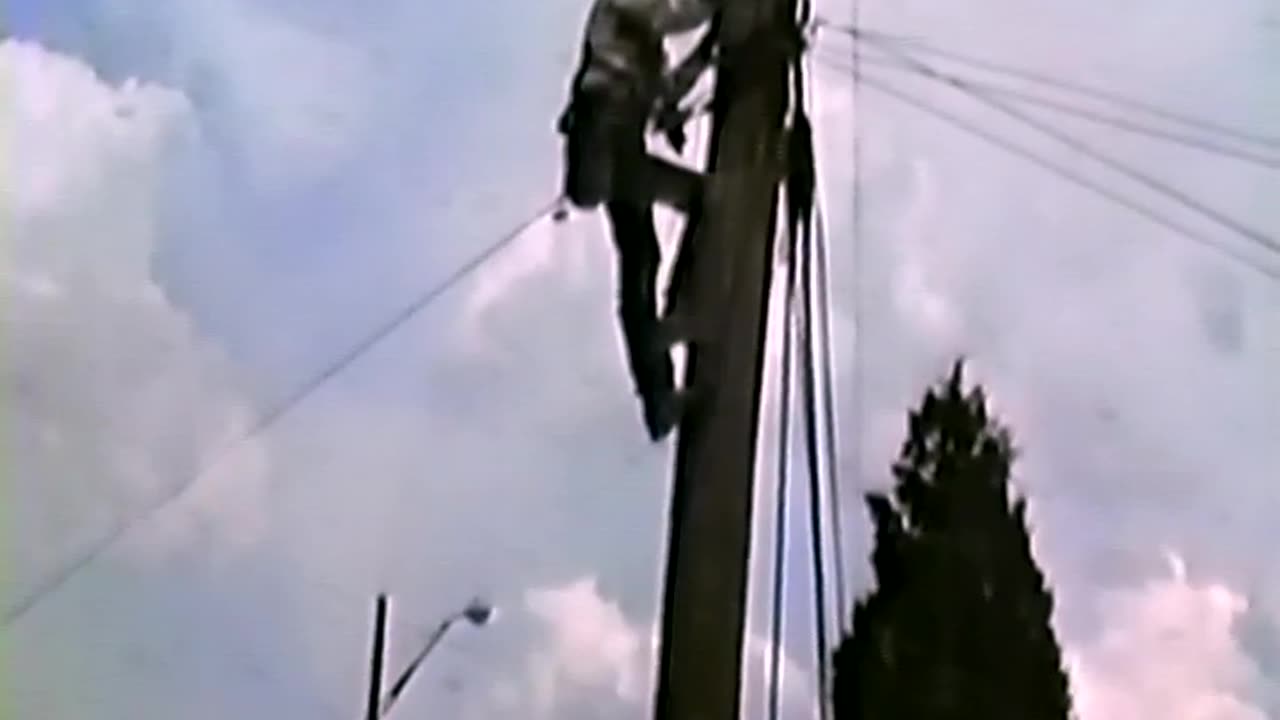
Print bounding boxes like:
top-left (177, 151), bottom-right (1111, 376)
top-left (557, 20), bottom-right (659, 207)
top-left (559, 81), bottom-right (650, 209)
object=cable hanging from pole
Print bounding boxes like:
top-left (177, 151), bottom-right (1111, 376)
top-left (799, 200), bottom-right (833, 720)
top-left (767, 203), bottom-right (800, 720)
top-left (808, 194), bottom-right (848, 627)
top-left (767, 11), bottom-right (810, 714)
top-left (812, 2), bottom-right (856, 636)
top-left (787, 22), bottom-right (839, 719)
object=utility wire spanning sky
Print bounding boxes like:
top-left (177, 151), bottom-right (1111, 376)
top-left (3, 0), bottom-right (1279, 718)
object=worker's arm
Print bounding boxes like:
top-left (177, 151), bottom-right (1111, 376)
top-left (610, 0), bottom-right (718, 35)
top-left (649, 13), bottom-right (719, 151)
top-left (660, 17), bottom-right (719, 106)
top-left (654, 0), bottom-right (719, 33)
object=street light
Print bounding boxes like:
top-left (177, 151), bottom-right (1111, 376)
top-left (461, 597), bottom-right (495, 627)
top-left (374, 597), bottom-right (495, 717)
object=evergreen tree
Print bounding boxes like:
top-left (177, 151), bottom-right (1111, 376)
top-left (831, 361), bottom-right (1073, 719)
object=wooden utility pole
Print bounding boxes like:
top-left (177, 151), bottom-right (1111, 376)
top-left (652, 0), bottom-right (798, 716)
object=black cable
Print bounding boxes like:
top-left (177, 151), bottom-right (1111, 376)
top-left (810, 59), bottom-right (1280, 282)
top-left (799, 206), bottom-right (833, 720)
top-left (767, 220), bottom-right (799, 720)
top-left (857, 35), bottom-right (1280, 255)
top-left (814, 19), bottom-right (1280, 152)
top-left (815, 48), bottom-right (1280, 171)
top-left (811, 200), bottom-right (848, 631)
top-left (2, 201), bottom-right (559, 627)
top-left (768, 15), bottom-right (814, 712)
top-left (800, 40), bottom-right (850, 646)
top-left (789, 49), bottom-right (834, 720)
top-left (839, 0), bottom-right (862, 636)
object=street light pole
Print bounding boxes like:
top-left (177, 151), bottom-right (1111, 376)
top-left (373, 597), bottom-right (494, 718)
top-left (364, 594), bottom-right (390, 720)
top-left (379, 615), bottom-right (454, 715)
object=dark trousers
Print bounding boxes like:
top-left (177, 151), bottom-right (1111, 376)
top-left (561, 89), bottom-right (698, 405)
top-left (605, 200), bottom-right (674, 403)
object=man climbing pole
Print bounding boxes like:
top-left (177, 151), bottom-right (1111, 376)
top-left (557, 0), bottom-right (722, 442)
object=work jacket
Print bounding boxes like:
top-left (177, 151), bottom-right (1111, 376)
top-left (575, 0), bottom-right (718, 103)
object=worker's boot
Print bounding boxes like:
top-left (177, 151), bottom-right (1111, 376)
top-left (642, 386), bottom-right (693, 442)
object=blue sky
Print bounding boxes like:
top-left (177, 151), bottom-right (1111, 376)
top-left (3, 0), bottom-right (1279, 718)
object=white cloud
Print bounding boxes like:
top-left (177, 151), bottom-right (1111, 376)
top-left (888, 158), bottom-right (964, 350)
top-left (140, 407), bottom-right (272, 566)
top-left (462, 211), bottom-right (597, 335)
top-left (169, 0), bottom-right (385, 191)
top-left (1066, 551), bottom-right (1268, 720)
top-left (741, 635), bottom-right (822, 720)
top-left (517, 576), bottom-right (817, 719)
top-left (1, 38), bottom-right (265, 617)
top-left (525, 576), bottom-right (649, 709)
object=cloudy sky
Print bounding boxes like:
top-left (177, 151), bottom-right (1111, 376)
top-left (3, 0), bottom-right (1278, 718)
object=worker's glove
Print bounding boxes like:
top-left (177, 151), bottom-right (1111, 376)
top-left (665, 124), bottom-right (687, 154)
top-left (655, 104), bottom-right (690, 154)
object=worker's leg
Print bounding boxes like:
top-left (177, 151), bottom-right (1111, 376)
top-left (599, 105), bottom-right (697, 439)
top-left (605, 200), bottom-right (671, 401)
top-left (613, 150), bottom-right (707, 347)
top-left (660, 180), bottom-right (704, 339)
top-left (604, 200), bottom-right (682, 440)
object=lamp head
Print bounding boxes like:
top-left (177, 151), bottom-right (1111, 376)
top-left (462, 598), bottom-right (494, 627)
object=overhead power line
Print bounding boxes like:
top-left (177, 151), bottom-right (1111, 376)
top-left (847, 33), bottom-right (1280, 256)
top-left (2, 200), bottom-right (559, 627)
top-left (814, 48), bottom-right (1280, 171)
top-left (809, 58), bottom-right (1280, 282)
top-left (813, 19), bottom-right (1280, 152)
